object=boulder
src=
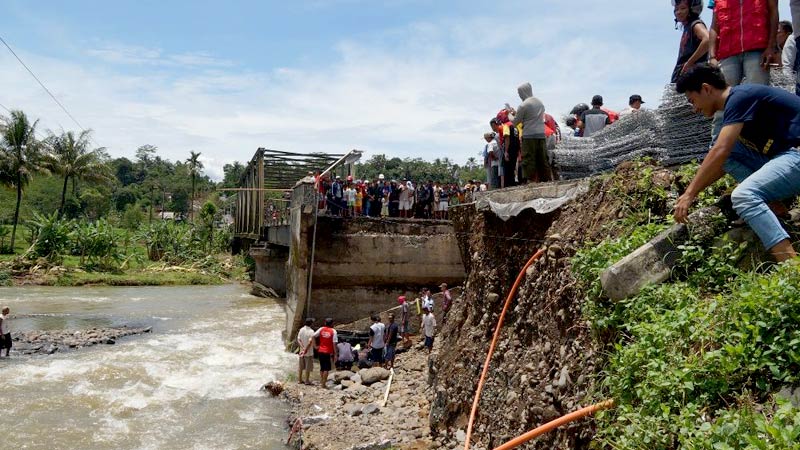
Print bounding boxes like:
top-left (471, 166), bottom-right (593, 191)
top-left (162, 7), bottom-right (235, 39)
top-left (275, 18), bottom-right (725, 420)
top-left (361, 403), bottom-right (380, 415)
top-left (358, 367), bottom-right (390, 385)
top-left (261, 381), bottom-right (284, 396)
top-left (332, 370), bottom-right (354, 383)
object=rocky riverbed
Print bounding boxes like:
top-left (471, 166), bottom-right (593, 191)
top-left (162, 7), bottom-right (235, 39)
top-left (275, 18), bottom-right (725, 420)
top-left (8, 326), bottom-right (153, 355)
top-left (277, 338), bottom-right (475, 450)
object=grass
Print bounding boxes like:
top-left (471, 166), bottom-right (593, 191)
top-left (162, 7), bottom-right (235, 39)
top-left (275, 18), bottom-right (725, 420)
top-left (48, 270), bottom-right (226, 286)
top-left (569, 163), bottom-right (800, 449)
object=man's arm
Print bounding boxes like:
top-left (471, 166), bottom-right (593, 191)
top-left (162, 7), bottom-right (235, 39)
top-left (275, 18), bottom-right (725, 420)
top-left (674, 123), bottom-right (743, 222)
top-left (512, 106), bottom-right (524, 127)
top-left (763, 0), bottom-right (779, 67)
top-left (333, 330), bottom-right (338, 361)
top-left (708, 11), bottom-right (719, 65)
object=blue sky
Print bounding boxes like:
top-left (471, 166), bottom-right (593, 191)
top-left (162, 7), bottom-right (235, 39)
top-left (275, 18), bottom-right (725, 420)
top-left (0, 1), bottom-right (794, 179)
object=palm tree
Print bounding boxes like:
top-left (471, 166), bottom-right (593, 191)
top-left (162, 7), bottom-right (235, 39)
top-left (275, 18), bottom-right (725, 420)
top-left (186, 151), bottom-right (203, 221)
top-left (0, 110), bottom-right (44, 252)
top-left (44, 130), bottom-right (113, 217)
top-left (465, 157), bottom-right (478, 171)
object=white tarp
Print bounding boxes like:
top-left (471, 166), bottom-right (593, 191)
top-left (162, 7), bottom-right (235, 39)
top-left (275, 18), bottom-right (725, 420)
top-left (480, 182), bottom-right (588, 221)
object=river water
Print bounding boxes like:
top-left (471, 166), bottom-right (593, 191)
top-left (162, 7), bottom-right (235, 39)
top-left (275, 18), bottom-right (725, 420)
top-left (0, 284), bottom-right (293, 450)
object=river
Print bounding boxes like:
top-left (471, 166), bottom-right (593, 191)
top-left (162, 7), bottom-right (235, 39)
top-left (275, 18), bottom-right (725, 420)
top-left (0, 284), bottom-right (293, 450)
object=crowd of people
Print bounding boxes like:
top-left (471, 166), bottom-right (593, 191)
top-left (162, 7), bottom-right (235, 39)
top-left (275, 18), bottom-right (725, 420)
top-left (295, 284), bottom-right (452, 388)
top-left (313, 173), bottom-right (489, 220)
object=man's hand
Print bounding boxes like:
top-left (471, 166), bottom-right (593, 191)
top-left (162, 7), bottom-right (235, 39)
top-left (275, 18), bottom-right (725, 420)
top-left (504, 152), bottom-right (509, 162)
top-left (761, 48), bottom-right (777, 68)
top-left (674, 192), bottom-right (697, 224)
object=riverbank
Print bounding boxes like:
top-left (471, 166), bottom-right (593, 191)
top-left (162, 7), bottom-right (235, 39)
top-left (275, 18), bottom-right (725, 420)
top-left (0, 253), bottom-right (245, 287)
top-left (280, 337), bottom-right (471, 450)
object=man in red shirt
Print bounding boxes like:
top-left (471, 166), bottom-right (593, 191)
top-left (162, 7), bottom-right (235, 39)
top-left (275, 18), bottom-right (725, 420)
top-left (313, 318), bottom-right (338, 388)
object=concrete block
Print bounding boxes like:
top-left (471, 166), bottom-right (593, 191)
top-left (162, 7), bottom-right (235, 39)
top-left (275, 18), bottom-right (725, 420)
top-left (601, 206), bottom-right (727, 301)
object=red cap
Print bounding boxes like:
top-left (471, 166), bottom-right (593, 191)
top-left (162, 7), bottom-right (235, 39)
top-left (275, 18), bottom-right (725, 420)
top-left (398, 296), bottom-right (406, 303)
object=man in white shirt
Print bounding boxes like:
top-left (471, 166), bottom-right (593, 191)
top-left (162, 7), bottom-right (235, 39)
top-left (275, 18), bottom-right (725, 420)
top-left (367, 314), bottom-right (386, 366)
top-left (422, 307), bottom-right (437, 353)
top-left (619, 95), bottom-right (645, 117)
top-left (296, 318), bottom-right (315, 385)
top-left (0, 306), bottom-right (11, 357)
top-left (778, 20), bottom-right (800, 95)
top-left (421, 288), bottom-right (434, 312)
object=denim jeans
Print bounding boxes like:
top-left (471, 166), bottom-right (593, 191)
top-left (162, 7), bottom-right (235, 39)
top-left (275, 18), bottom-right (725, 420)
top-left (724, 146), bottom-right (800, 250)
top-left (719, 50), bottom-right (770, 86)
top-left (792, 0), bottom-right (800, 39)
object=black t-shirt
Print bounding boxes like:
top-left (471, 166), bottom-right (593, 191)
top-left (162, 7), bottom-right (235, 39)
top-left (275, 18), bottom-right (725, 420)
top-left (672, 19), bottom-right (708, 83)
top-left (386, 322), bottom-right (400, 345)
top-left (723, 84), bottom-right (800, 156)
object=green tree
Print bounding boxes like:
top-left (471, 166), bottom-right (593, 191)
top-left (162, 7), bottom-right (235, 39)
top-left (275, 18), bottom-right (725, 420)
top-left (44, 130), bottom-right (113, 217)
top-left (0, 110), bottom-right (45, 252)
top-left (186, 151), bottom-right (203, 221)
top-left (199, 201), bottom-right (217, 251)
top-left (221, 161), bottom-right (245, 188)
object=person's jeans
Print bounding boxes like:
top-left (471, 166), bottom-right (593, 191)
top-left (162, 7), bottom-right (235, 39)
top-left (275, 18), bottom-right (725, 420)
top-left (719, 50), bottom-right (769, 86)
top-left (724, 146), bottom-right (800, 250)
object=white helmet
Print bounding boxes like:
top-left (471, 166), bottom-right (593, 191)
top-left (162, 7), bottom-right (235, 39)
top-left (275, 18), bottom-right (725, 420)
top-left (378, 173), bottom-right (385, 180)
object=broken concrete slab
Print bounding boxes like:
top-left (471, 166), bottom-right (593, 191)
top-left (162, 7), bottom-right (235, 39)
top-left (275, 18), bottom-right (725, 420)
top-left (601, 206), bottom-right (728, 300)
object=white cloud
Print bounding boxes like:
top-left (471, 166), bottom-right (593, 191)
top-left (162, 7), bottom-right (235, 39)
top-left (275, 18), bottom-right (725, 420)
top-left (0, 2), bottom-right (746, 181)
top-left (86, 43), bottom-right (233, 68)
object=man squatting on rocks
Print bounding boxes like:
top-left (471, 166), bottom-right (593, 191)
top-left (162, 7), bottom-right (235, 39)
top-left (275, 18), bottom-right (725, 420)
top-left (675, 64), bottom-right (800, 263)
top-left (297, 317), bottom-right (315, 385)
top-left (313, 318), bottom-right (338, 389)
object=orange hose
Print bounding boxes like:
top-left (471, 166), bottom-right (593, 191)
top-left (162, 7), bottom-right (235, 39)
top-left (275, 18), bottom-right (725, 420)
top-left (464, 248), bottom-right (545, 450)
top-left (492, 399), bottom-right (615, 450)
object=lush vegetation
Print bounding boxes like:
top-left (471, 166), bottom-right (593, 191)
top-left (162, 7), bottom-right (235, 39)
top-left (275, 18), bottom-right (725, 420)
top-left (354, 154), bottom-right (486, 184)
top-left (571, 161), bottom-right (800, 449)
top-left (0, 109), bottom-right (240, 286)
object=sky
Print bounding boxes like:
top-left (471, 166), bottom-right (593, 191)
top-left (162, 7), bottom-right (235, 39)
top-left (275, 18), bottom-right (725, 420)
top-left (0, 1), bottom-right (794, 180)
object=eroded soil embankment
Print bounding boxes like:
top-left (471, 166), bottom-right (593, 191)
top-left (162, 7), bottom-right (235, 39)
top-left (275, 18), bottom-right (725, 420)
top-left (432, 164), bottom-right (674, 449)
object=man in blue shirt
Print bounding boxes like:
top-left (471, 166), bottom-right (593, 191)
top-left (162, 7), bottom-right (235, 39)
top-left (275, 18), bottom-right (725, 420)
top-left (675, 64), bottom-right (800, 262)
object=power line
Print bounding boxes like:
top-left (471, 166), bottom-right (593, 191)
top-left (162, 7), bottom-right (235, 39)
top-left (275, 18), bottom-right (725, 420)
top-left (0, 36), bottom-right (105, 148)
top-left (0, 35), bottom-right (86, 132)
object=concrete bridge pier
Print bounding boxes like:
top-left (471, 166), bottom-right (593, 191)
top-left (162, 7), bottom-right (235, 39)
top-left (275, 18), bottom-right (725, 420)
top-left (250, 245), bottom-right (289, 296)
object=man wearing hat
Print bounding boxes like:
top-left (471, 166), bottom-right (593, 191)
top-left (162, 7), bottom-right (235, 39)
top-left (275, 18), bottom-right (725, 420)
top-left (620, 95), bottom-right (645, 117)
top-left (579, 95), bottom-right (612, 137)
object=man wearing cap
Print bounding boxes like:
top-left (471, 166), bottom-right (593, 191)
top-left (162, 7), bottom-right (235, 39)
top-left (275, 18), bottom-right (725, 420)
top-left (580, 95), bottom-right (612, 137)
top-left (620, 95), bottom-right (645, 117)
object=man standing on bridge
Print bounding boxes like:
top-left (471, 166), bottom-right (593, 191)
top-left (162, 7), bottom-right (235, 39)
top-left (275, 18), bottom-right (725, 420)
top-left (675, 64), bottom-right (800, 262)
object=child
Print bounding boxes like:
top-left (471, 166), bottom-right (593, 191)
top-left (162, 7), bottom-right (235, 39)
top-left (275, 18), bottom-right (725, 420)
top-left (1, 306), bottom-right (11, 357)
top-left (671, 0), bottom-right (709, 83)
top-left (355, 184), bottom-right (363, 216)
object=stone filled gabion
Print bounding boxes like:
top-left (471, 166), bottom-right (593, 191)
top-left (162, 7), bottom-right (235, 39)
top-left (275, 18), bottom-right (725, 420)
top-left (554, 72), bottom-right (798, 179)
